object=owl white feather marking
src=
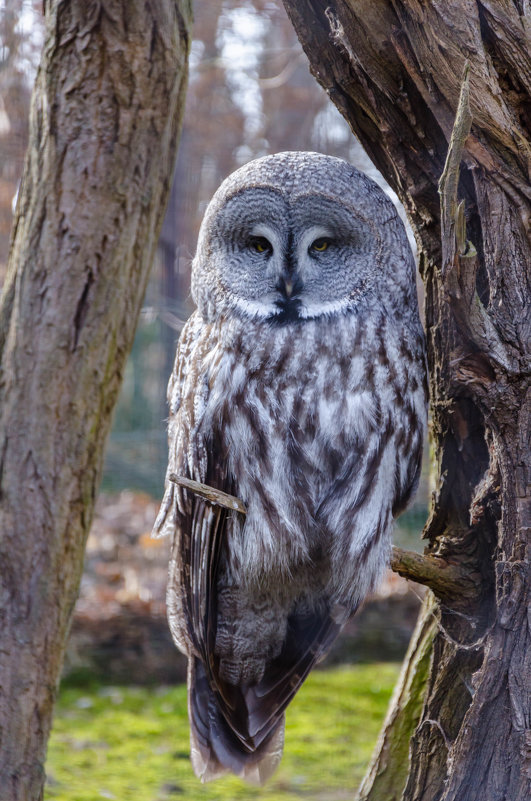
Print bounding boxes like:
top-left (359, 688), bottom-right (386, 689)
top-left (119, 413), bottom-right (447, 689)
top-left (297, 295), bottom-right (356, 318)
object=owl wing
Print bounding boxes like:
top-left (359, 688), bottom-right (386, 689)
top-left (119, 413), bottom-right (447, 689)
top-left (153, 312), bottom-right (228, 656)
top-left (172, 457), bottom-right (346, 771)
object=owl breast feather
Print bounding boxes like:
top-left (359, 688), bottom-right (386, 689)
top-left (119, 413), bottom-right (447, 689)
top-left (188, 306), bottom-right (425, 610)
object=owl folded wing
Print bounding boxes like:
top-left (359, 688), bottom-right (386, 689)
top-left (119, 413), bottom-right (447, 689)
top-left (169, 472), bottom-right (347, 760)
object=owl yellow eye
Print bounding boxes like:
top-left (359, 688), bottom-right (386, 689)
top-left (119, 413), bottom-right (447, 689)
top-left (311, 238), bottom-right (330, 252)
top-left (250, 236), bottom-right (271, 254)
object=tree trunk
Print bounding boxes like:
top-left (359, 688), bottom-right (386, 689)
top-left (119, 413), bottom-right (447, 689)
top-left (281, 2), bottom-right (530, 800)
top-left (0, 2), bottom-right (191, 798)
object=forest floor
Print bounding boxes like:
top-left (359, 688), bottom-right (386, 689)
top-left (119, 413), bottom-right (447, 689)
top-left (47, 663), bottom-right (400, 801)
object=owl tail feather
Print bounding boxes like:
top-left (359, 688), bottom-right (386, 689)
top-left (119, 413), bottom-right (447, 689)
top-left (188, 658), bottom-right (284, 784)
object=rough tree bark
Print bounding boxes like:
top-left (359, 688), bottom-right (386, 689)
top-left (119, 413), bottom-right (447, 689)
top-left (0, 2), bottom-right (192, 799)
top-left (281, 2), bottom-right (530, 800)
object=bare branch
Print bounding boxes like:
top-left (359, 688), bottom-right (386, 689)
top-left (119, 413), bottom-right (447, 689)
top-left (390, 546), bottom-right (480, 602)
top-left (169, 474), bottom-right (247, 514)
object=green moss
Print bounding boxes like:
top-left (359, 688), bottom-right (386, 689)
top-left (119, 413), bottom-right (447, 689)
top-left (46, 664), bottom-right (399, 801)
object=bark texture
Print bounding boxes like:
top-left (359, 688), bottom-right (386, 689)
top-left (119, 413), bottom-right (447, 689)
top-left (0, 2), bottom-right (191, 798)
top-left (282, 2), bottom-right (530, 800)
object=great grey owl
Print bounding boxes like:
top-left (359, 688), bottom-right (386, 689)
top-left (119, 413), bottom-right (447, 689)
top-left (153, 151), bottom-right (427, 783)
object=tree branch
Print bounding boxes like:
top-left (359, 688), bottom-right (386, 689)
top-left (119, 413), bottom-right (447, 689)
top-left (169, 474), bottom-right (247, 514)
top-left (390, 546), bottom-right (479, 602)
top-left (438, 61), bottom-right (512, 378)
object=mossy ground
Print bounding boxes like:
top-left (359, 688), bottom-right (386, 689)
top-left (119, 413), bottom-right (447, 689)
top-left (46, 663), bottom-right (399, 801)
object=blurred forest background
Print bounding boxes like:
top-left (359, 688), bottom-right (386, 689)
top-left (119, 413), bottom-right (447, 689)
top-left (1, 0), bottom-right (421, 497)
top-left (1, 2), bottom-right (429, 797)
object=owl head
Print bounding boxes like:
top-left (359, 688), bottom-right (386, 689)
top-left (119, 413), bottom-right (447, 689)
top-left (191, 152), bottom-right (416, 323)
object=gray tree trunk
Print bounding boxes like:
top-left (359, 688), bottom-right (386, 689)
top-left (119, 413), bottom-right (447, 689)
top-left (0, 2), bottom-right (192, 798)
top-left (281, 2), bottom-right (530, 800)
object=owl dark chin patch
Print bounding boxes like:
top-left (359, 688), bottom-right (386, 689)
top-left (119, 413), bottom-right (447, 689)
top-left (270, 298), bottom-right (304, 325)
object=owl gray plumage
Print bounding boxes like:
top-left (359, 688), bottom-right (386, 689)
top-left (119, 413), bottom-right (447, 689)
top-left (153, 152), bottom-right (427, 783)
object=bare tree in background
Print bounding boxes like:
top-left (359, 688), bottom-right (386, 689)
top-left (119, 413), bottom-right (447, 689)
top-left (281, 2), bottom-right (530, 800)
top-left (0, 2), bottom-right (191, 799)
top-left (0, 0), bottom-right (40, 277)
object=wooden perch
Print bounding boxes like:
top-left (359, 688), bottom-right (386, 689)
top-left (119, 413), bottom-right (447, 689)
top-left (170, 475), bottom-right (477, 602)
top-left (391, 546), bottom-right (479, 602)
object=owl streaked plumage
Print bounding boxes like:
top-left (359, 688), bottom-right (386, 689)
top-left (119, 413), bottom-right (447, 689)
top-left (153, 152), bottom-right (427, 783)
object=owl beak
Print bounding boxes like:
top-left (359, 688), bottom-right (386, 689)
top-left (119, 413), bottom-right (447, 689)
top-left (278, 275), bottom-right (301, 299)
top-left (274, 275), bottom-right (303, 321)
